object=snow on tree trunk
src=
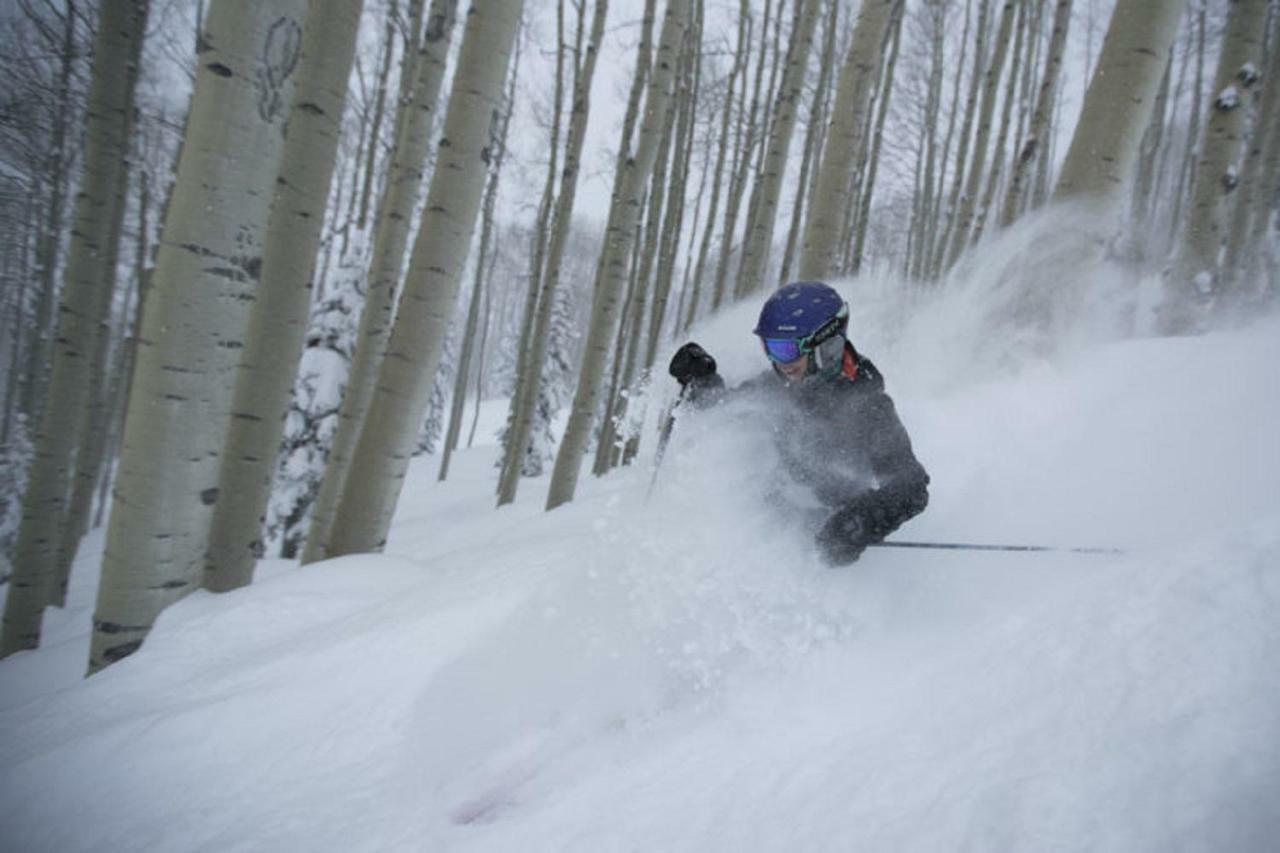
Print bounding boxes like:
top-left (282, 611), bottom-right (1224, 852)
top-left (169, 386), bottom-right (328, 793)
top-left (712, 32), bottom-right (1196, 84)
top-left (736, 0), bottom-right (821, 297)
top-left (1053, 0), bottom-right (1187, 206)
top-left (2, 0), bottom-right (149, 659)
top-left (797, 0), bottom-right (898, 281)
top-left (203, 0), bottom-right (364, 593)
top-left (302, 0), bottom-right (457, 564)
top-left (87, 0), bottom-right (305, 672)
top-left (1166, 0), bottom-right (1269, 332)
top-left (545, 0), bottom-right (690, 511)
top-left (322, 0), bottom-right (524, 557)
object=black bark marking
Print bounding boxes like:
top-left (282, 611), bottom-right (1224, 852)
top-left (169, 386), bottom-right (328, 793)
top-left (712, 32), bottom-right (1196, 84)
top-left (200, 487), bottom-right (220, 506)
top-left (94, 620), bottom-right (150, 634)
top-left (150, 580), bottom-right (189, 590)
top-left (101, 640), bottom-right (143, 663)
top-left (256, 18), bottom-right (303, 121)
top-left (207, 62), bottom-right (233, 78)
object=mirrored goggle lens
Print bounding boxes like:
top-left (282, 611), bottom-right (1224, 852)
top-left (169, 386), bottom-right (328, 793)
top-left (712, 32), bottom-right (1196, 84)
top-left (762, 337), bottom-right (804, 364)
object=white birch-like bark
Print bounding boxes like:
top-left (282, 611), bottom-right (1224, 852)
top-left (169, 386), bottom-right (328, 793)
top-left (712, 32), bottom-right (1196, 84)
top-left (682, 5), bottom-right (747, 329)
top-left (1225, 25), bottom-right (1280, 292)
top-left (1000, 0), bottom-right (1071, 228)
top-left (323, 0), bottom-right (524, 556)
top-left (496, 0), bottom-right (610, 506)
top-left (797, 0), bottom-right (898, 280)
top-left (203, 0), bottom-right (364, 593)
top-left (1053, 0), bottom-right (1187, 204)
top-left (929, 0), bottom-right (990, 279)
top-left (2, 0), bottom-right (149, 657)
top-left (737, 0), bottom-right (822, 296)
top-left (497, 0), bottom-right (572, 503)
top-left (710, 0), bottom-right (765, 311)
top-left (1167, 9), bottom-right (1207, 250)
top-left (1168, 0), bottom-right (1269, 326)
top-left (88, 0), bottom-right (305, 672)
top-left (440, 37), bottom-right (517, 483)
top-left (945, 0), bottom-right (1016, 268)
top-left (546, 0), bottom-right (690, 511)
top-left (302, 0), bottom-right (457, 564)
top-left (646, 10), bottom-right (701, 370)
top-left (849, 1), bottom-right (903, 275)
top-left (779, 0), bottom-right (838, 288)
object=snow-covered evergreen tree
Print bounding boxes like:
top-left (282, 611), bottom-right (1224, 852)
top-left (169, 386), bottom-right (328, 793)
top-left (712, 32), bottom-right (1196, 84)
top-left (266, 270), bottom-right (360, 559)
top-left (0, 419), bottom-right (34, 582)
top-left (523, 283), bottom-right (577, 476)
top-left (415, 325), bottom-right (457, 457)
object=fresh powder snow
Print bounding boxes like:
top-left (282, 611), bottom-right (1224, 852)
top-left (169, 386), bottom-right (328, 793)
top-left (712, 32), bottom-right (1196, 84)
top-left (1, 208), bottom-right (1278, 851)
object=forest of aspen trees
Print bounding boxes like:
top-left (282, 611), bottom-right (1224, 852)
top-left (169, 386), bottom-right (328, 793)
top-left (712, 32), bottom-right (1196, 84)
top-left (1, 0), bottom-right (1277, 671)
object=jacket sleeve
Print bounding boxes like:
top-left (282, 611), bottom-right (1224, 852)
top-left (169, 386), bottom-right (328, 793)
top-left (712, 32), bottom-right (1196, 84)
top-left (834, 391), bottom-right (930, 546)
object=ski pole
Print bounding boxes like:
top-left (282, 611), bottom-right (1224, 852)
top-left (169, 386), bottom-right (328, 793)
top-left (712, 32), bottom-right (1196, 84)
top-left (871, 540), bottom-right (1122, 555)
top-left (646, 385), bottom-right (687, 500)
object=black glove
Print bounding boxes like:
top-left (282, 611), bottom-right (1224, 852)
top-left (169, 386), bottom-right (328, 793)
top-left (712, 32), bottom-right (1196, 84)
top-left (816, 504), bottom-right (872, 566)
top-left (668, 342), bottom-right (718, 386)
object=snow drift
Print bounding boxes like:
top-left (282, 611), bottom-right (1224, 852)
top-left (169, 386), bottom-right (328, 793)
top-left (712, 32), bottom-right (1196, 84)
top-left (2, 208), bottom-right (1278, 851)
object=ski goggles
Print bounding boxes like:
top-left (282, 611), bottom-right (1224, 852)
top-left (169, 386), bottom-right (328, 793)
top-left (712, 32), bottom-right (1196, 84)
top-left (759, 305), bottom-right (849, 364)
top-left (760, 337), bottom-right (808, 364)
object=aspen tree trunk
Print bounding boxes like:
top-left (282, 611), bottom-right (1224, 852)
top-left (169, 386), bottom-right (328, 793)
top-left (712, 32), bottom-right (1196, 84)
top-left (1009, 0), bottom-right (1043, 181)
top-left (19, 4), bottom-right (79, 429)
top-left (2, 0), bottom-right (150, 659)
top-left (546, 0), bottom-right (690, 511)
top-left (595, 220), bottom-right (648, 476)
top-left (929, 0), bottom-right (990, 278)
top-left (606, 79), bottom-right (682, 470)
top-left (497, 0), bottom-right (570, 501)
top-left (323, 0), bottom-right (524, 557)
top-left (496, 0), bottom-right (610, 507)
top-left (54, 100), bottom-right (140, 607)
top-left (909, 1), bottom-right (947, 280)
top-left (797, 0), bottom-right (898, 280)
top-left (440, 43), bottom-right (517, 483)
top-left (944, 0), bottom-right (1016, 269)
top-left (467, 247), bottom-right (497, 448)
top-left (737, 0), bottom-right (821, 296)
top-left (647, 10), bottom-right (701, 370)
top-left (970, 0), bottom-right (1027, 249)
top-left (1167, 8), bottom-right (1207, 250)
top-left (1168, 0), bottom-right (1269, 329)
top-left (1225, 24), bottom-right (1280, 292)
top-left (1000, 0), bottom-right (1071, 228)
top-left (397, 0), bottom-right (429, 109)
top-left (920, 0), bottom-right (973, 277)
top-left (733, 0), bottom-right (788, 300)
top-left (1153, 24), bottom-right (1194, 235)
top-left (683, 5), bottom-right (747, 329)
top-left (357, 7), bottom-right (399, 231)
top-left (302, 0), bottom-right (457, 564)
top-left (779, 0), bottom-right (838, 288)
top-left (87, 0), bottom-right (306, 672)
top-left (1053, 0), bottom-right (1186, 206)
top-left (710, 0), bottom-right (767, 311)
top-left (203, 0), bottom-right (364, 593)
top-left (1131, 53), bottom-right (1173, 231)
top-left (849, 2), bottom-right (903, 275)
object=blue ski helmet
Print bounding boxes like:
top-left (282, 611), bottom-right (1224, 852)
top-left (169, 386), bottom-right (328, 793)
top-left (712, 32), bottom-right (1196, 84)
top-left (753, 281), bottom-right (849, 372)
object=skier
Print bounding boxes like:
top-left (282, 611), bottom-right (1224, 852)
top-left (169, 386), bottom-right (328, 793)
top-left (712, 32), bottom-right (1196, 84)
top-left (668, 281), bottom-right (929, 565)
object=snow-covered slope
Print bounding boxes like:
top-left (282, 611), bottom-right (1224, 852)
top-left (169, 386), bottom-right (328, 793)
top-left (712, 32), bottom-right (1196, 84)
top-left (3, 228), bottom-right (1278, 851)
